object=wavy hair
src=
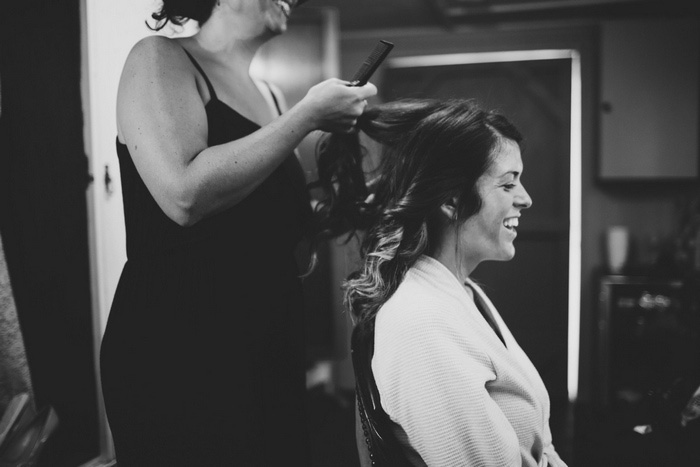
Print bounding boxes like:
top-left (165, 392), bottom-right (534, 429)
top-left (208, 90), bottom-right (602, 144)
top-left (148, 0), bottom-right (217, 31)
top-left (312, 98), bottom-right (523, 333)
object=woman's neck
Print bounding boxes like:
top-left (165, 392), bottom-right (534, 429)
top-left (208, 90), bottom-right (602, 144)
top-left (428, 229), bottom-right (478, 284)
top-left (424, 252), bottom-right (476, 300)
top-left (191, 13), bottom-right (271, 70)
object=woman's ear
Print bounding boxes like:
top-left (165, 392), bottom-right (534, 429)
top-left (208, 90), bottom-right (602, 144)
top-left (439, 197), bottom-right (458, 222)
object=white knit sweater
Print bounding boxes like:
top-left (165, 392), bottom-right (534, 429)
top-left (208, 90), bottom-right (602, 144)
top-left (372, 255), bottom-right (568, 467)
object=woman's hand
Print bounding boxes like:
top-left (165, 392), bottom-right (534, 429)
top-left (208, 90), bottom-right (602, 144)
top-left (298, 78), bottom-right (377, 133)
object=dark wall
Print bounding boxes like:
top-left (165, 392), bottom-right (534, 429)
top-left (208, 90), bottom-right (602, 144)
top-left (0, 2), bottom-right (99, 465)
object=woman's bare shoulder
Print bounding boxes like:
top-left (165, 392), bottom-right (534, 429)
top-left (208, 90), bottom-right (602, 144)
top-left (124, 35), bottom-right (188, 71)
top-left (116, 35), bottom-right (203, 142)
top-left (118, 35), bottom-right (197, 101)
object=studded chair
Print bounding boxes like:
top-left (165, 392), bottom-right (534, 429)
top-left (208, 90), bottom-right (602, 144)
top-left (351, 324), bottom-right (412, 467)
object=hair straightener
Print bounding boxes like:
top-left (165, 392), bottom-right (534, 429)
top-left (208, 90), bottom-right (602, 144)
top-left (349, 40), bottom-right (394, 86)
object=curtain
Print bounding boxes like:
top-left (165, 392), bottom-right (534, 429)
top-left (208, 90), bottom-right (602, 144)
top-left (0, 3), bottom-right (100, 463)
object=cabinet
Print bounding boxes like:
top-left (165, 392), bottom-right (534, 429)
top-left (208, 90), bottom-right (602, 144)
top-left (599, 19), bottom-right (699, 180)
top-left (596, 275), bottom-right (700, 408)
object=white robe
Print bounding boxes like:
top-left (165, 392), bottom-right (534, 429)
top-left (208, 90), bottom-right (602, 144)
top-left (372, 255), bottom-right (568, 467)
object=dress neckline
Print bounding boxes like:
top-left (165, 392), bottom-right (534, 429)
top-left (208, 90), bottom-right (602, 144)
top-left (180, 45), bottom-right (281, 128)
top-left (116, 98), bottom-right (262, 149)
top-left (118, 47), bottom-right (282, 146)
top-left (206, 98), bottom-right (262, 128)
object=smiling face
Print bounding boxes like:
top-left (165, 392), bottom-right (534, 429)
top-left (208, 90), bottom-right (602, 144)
top-left (457, 138), bottom-right (532, 272)
top-left (260, 0), bottom-right (296, 34)
top-left (223, 0), bottom-right (296, 37)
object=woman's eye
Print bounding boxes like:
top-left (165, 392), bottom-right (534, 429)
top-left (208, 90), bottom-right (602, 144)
top-left (503, 183), bottom-right (516, 190)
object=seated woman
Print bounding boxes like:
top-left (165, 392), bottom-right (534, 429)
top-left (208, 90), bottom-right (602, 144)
top-left (314, 98), bottom-right (569, 467)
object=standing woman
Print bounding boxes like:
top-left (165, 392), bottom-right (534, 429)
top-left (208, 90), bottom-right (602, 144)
top-left (99, 0), bottom-right (377, 465)
top-left (315, 99), bottom-right (568, 466)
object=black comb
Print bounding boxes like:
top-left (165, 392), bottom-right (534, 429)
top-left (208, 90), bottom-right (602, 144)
top-left (350, 40), bottom-right (394, 86)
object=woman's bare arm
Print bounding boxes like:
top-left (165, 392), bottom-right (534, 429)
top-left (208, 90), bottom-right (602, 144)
top-left (117, 36), bottom-right (375, 226)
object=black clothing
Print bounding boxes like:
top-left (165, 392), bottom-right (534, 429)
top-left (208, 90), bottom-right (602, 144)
top-left (100, 49), bottom-right (312, 466)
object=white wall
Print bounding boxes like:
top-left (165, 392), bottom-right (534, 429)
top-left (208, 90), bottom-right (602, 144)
top-left (83, 0), bottom-right (196, 342)
top-left (81, 2), bottom-right (193, 461)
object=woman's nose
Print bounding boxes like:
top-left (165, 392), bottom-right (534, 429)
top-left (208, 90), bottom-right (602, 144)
top-left (516, 185), bottom-right (532, 209)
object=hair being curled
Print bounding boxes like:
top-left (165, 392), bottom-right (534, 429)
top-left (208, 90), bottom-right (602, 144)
top-left (148, 0), bottom-right (218, 31)
top-left (312, 98), bottom-right (523, 334)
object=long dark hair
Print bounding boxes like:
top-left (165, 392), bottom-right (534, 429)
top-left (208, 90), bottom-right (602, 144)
top-left (311, 98), bottom-right (523, 333)
top-left (148, 0), bottom-right (217, 31)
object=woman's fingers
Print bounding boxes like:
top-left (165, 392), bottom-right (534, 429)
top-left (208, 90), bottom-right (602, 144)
top-left (357, 82), bottom-right (378, 99)
top-left (300, 78), bottom-right (378, 132)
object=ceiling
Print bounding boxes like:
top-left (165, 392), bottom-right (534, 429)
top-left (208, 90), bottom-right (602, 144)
top-left (303, 0), bottom-right (699, 31)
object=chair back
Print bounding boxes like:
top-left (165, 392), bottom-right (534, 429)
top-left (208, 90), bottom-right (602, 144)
top-left (351, 324), bottom-right (412, 466)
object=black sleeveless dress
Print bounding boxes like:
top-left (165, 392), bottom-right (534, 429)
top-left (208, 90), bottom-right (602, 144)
top-left (100, 50), bottom-right (312, 466)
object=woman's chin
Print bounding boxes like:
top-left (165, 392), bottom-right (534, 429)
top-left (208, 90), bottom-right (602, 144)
top-left (499, 244), bottom-right (516, 261)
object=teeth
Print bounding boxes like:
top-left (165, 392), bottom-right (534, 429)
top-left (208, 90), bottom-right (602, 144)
top-left (275, 0), bottom-right (290, 16)
top-left (504, 218), bottom-right (519, 229)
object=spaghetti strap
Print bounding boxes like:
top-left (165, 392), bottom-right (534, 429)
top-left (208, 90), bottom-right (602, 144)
top-left (181, 47), bottom-right (217, 100)
top-left (262, 80), bottom-right (283, 116)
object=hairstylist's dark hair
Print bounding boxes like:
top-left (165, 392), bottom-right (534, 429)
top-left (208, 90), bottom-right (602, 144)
top-left (148, 0), bottom-right (217, 31)
top-left (313, 98), bottom-right (522, 332)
